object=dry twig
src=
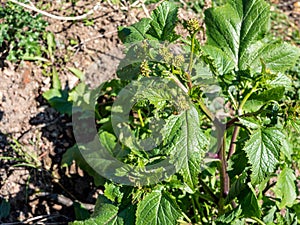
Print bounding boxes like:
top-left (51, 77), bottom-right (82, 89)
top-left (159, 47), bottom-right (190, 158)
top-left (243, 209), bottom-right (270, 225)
top-left (9, 0), bottom-right (101, 21)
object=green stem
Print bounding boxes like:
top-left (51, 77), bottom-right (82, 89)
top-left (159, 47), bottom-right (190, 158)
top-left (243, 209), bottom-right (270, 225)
top-left (197, 98), bottom-right (215, 122)
top-left (227, 82), bottom-right (259, 160)
top-left (137, 109), bottom-right (144, 127)
top-left (250, 217), bottom-right (266, 225)
top-left (191, 198), bottom-right (200, 223)
top-left (181, 212), bottom-right (192, 223)
top-left (188, 33), bottom-right (196, 73)
top-left (238, 82), bottom-right (259, 115)
top-left (186, 32), bottom-right (196, 89)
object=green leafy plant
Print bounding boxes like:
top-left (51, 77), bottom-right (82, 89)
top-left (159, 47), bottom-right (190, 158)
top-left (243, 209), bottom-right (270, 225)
top-left (0, 1), bottom-right (48, 61)
top-left (65, 0), bottom-right (300, 224)
top-left (42, 67), bottom-right (86, 115)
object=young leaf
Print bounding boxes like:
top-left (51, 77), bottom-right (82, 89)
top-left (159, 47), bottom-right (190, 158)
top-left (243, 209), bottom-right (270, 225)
top-left (243, 128), bottom-right (290, 184)
top-left (68, 67), bottom-right (85, 81)
top-left (52, 68), bottom-right (61, 90)
top-left (243, 86), bottom-right (285, 112)
top-left (146, 2), bottom-right (179, 42)
top-left (136, 190), bottom-right (182, 225)
top-left (273, 167), bottom-right (297, 209)
top-left (216, 206), bottom-right (242, 223)
top-left (104, 182), bottom-right (123, 203)
top-left (42, 89), bottom-right (72, 115)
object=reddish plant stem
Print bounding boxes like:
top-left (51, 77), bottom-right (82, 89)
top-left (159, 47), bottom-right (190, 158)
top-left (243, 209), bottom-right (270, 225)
top-left (218, 131), bottom-right (229, 197)
top-left (227, 126), bottom-right (240, 160)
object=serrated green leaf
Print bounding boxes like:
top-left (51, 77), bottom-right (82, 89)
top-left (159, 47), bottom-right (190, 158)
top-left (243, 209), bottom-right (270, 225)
top-left (241, 41), bottom-right (300, 73)
top-left (243, 128), bottom-right (290, 184)
top-left (243, 99), bottom-right (266, 113)
top-left (273, 167), bottom-right (297, 209)
top-left (204, 0), bottom-right (300, 73)
top-left (136, 190), bottom-right (182, 225)
top-left (268, 73), bottom-right (292, 88)
top-left (73, 196), bottom-right (122, 225)
top-left (263, 205), bottom-right (277, 224)
top-left (239, 117), bottom-right (261, 129)
top-left (216, 206), bottom-right (242, 223)
top-left (244, 87), bottom-right (285, 112)
top-left (118, 18), bottom-right (152, 44)
top-left (205, 0), bottom-right (270, 68)
top-left (175, 107), bottom-right (208, 191)
top-left (202, 45), bottom-right (235, 75)
top-left (146, 2), bottom-right (179, 42)
top-left (254, 86), bottom-right (285, 102)
top-left (104, 182), bottom-right (123, 203)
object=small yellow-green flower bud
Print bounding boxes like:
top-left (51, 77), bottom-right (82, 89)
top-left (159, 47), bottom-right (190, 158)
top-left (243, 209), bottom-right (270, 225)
top-left (172, 55), bottom-right (185, 68)
top-left (187, 18), bottom-right (200, 34)
top-left (159, 47), bottom-right (173, 64)
top-left (140, 60), bottom-right (151, 77)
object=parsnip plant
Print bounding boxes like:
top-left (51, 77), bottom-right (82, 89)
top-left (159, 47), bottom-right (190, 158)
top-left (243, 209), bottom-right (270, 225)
top-left (68, 0), bottom-right (300, 224)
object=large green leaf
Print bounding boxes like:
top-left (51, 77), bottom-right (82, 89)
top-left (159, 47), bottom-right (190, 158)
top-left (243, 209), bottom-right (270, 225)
top-left (273, 167), bottom-right (297, 209)
top-left (243, 128), bottom-right (290, 184)
top-left (204, 0), bottom-right (300, 73)
top-left (118, 2), bottom-right (179, 44)
top-left (205, 0), bottom-right (269, 67)
top-left (171, 107), bottom-right (208, 191)
top-left (240, 41), bottom-right (300, 73)
top-left (136, 190), bottom-right (182, 225)
top-left (146, 1), bottom-right (179, 42)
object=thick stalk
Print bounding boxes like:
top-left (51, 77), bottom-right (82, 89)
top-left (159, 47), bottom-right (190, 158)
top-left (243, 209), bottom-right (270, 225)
top-left (217, 130), bottom-right (229, 213)
top-left (227, 83), bottom-right (259, 159)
